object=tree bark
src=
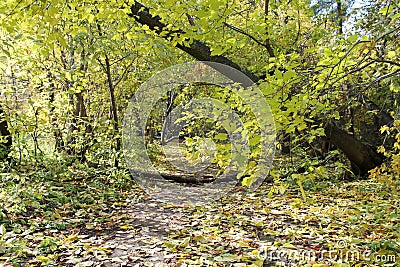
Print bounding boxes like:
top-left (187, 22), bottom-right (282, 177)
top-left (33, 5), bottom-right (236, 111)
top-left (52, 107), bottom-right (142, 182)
top-left (0, 106), bottom-right (12, 161)
top-left (104, 54), bottom-right (121, 168)
top-left (264, 0), bottom-right (275, 57)
top-left (97, 23), bottom-right (121, 168)
top-left (336, 0), bottom-right (343, 34)
top-left (324, 122), bottom-right (384, 177)
top-left (131, 170), bottom-right (215, 184)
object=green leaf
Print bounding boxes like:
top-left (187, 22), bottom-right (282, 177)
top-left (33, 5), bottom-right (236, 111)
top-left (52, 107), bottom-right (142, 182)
top-left (214, 133), bottom-right (228, 141)
top-left (361, 35), bottom-right (369, 41)
top-left (36, 255), bottom-right (51, 263)
top-left (391, 13), bottom-right (400, 24)
top-left (347, 34), bottom-right (358, 43)
top-left (283, 70), bottom-right (297, 81)
top-left (242, 175), bottom-right (254, 187)
top-left (249, 135), bottom-right (261, 146)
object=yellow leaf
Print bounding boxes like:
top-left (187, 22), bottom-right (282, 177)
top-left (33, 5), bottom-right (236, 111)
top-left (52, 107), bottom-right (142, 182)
top-left (394, 142), bottom-right (400, 151)
top-left (179, 237), bottom-right (190, 248)
top-left (242, 176), bottom-right (253, 187)
top-left (377, 146), bottom-right (386, 154)
top-left (238, 240), bottom-right (250, 247)
top-left (380, 125), bottom-right (390, 134)
top-left (260, 208), bottom-right (270, 214)
top-left (88, 14), bottom-right (95, 23)
top-left (36, 255), bottom-right (50, 263)
top-left (47, 7), bottom-right (58, 16)
top-left (387, 51), bottom-right (396, 59)
top-left (163, 240), bottom-right (177, 248)
top-left (120, 224), bottom-right (134, 230)
top-left (254, 221), bottom-right (263, 227)
top-left (62, 232), bottom-right (79, 243)
top-left (282, 243), bottom-right (296, 249)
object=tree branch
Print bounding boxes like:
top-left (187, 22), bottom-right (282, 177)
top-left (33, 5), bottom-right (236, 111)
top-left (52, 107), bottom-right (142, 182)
top-left (373, 59), bottom-right (400, 67)
top-left (128, 1), bottom-right (261, 84)
top-left (223, 22), bottom-right (268, 49)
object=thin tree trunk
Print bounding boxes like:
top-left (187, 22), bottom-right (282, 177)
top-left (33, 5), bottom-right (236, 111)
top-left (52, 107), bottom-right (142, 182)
top-left (0, 106), bottom-right (12, 161)
top-left (104, 55), bottom-right (121, 168)
top-left (336, 0), bottom-right (343, 34)
top-left (97, 23), bottom-right (121, 168)
top-left (47, 71), bottom-right (65, 152)
top-left (65, 62), bottom-right (91, 162)
top-left (264, 0), bottom-right (275, 57)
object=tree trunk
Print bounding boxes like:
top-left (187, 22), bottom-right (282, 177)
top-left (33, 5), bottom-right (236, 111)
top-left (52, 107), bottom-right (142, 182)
top-left (336, 0), bottom-right (343, 34)
top-left (65, 48), bottom-right (91, 162)
top-left (47, 71), bottom-right (65, 152)
top-left (324, 122), bottom-right (384, 177)
top-left (264, 0), bottom-right (275, 57)
top-left (0, 106), bottom-right (12, 161)
top-left (104, 54), bottom-right (121, 168)
top-left (97, 23), bottom-right (121, 168)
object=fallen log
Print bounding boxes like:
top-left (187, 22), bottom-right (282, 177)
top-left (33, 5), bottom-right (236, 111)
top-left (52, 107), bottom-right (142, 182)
top-left (129, 169), bottom-right (216, 184)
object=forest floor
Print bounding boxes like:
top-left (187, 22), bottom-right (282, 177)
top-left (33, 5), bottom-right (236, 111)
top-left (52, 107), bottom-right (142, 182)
top-left (0, 165), bottom-right (399, 267)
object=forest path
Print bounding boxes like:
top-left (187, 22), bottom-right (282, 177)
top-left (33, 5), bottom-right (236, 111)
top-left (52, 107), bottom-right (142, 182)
top-left (56, 184), bottom-right (325, 267)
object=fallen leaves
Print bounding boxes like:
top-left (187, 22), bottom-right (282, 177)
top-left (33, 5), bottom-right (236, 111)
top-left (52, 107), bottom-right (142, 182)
top-left (0, 167), bottom-right (399, 266)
